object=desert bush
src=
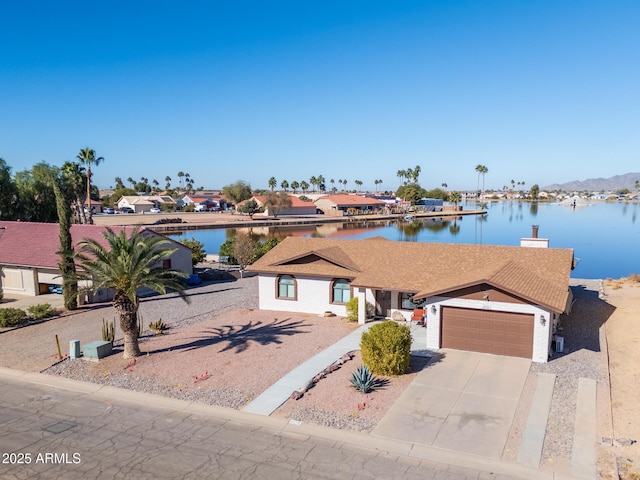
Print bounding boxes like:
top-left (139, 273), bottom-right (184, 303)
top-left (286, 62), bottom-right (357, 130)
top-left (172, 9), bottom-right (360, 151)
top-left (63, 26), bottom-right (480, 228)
top-left (0, 308), bottom-right (27, 327)
top-left (149, 318), bottom-right (167, 334)
top-left (346, 298), bottom-right (374, 322)
top-left (360, 321), bottom-right (412, 376)
top-left (26, 303), bottom-right (57, 320)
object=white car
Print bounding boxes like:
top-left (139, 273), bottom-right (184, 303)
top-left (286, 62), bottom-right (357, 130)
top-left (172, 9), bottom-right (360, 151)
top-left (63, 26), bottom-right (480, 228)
top-left (194, 204), bottom-right (208, 212)
top-left (149, 208), bottom-right (162, 213)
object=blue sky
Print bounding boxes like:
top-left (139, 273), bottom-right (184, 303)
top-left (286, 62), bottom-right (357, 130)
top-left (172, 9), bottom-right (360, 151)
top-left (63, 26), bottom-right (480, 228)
top-left (1, 1), bottom-right (639, 192)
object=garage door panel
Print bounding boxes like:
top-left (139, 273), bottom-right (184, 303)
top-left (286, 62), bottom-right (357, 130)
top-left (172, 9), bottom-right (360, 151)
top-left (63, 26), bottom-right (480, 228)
top-left (441, 307), bottom-right (533, 359)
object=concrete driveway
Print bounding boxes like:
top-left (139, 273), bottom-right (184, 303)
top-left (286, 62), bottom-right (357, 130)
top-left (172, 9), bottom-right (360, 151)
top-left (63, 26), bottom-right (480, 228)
top-left (373, 349), bottom-right (531, 459)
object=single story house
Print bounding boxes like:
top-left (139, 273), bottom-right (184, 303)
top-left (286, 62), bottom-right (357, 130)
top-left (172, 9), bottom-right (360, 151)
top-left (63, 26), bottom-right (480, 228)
top-left (314, 194), bottom-right (387, 216)
top-left (0, 221), bottom-right (192, 304)
top-left (248, 236), bottom-right (574, 363)
top-left (182, 194), bottom-right (230, 211)
top-left (116, 195), bottom-right (176, 213)
top-left (237, 195), bottom-right (317, 217)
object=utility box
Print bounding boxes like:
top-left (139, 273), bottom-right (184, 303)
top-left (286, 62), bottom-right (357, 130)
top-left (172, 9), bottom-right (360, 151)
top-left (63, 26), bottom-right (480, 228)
top-left (555, 336), bottom-right (564, 353)
top-left (69, 340), bottom-right (81, 359)
top-left (83, 340), bottom-right (113, 361)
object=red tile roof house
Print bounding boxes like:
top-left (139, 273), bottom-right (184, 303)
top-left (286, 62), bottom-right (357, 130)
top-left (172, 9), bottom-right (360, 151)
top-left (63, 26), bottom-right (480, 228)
top-left (314, 194), bottom-right (387, 216)
top-left (248, 236), bottom-right (574, 363)
top-left (0, 221), bottom-right (193, 304)
top-left (237, 195), bottom-right (318, 217)
top-left (181, 194), bottom-right (230, 211)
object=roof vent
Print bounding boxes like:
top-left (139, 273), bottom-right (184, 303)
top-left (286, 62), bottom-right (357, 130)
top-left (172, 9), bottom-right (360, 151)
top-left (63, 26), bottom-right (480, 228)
top-left (532, 224), bottom-right (539, 238)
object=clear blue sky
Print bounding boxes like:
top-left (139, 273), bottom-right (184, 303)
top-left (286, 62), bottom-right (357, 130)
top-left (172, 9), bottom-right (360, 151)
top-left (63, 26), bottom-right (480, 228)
top-left (1, 1), bottom-right (639, 192)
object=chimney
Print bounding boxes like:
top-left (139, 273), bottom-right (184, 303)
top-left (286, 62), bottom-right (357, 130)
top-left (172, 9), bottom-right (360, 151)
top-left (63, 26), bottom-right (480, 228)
top-left (532, 224), bottom-right (539, 239)
top-left (521, 224), bottom-right (548, 248)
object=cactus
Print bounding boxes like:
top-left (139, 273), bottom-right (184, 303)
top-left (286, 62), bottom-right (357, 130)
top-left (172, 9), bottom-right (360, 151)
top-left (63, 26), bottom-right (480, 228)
top-left (148, 318), bottom-right (167, 334)
top-left (102, 318), bottom-right (115, 344)
top-left (349, 365), bottom-right (376, 394)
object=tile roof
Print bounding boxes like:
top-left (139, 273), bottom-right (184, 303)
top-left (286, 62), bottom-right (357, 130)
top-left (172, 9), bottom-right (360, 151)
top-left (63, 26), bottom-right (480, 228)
top-left (315, 194), bottom-right (386, 207)
top-left (248, 237), bottom-right (574, 312)
top-left (0, 221), bottom-right (183, 270)
top-left (243, 195), bottom-right (316, 209)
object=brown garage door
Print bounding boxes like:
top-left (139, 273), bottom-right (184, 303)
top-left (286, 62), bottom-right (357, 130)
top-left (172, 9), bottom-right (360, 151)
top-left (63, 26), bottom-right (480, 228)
top-left (441, 307), bottom-right (534, 358)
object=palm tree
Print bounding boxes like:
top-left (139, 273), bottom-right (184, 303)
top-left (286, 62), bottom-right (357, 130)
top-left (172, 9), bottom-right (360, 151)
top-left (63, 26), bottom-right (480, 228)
top-left (330, 178), bottom-right (335, 190)
top-left (114, 177), bottom-right (125, 189)
top-left (396, 170), bottom-right (406, 187)
top-left (635, 180), bottom-right (639, 193)
top-left (300, 180), bottom-right (309, 193)
top-left (412, 165), bottom-right (421, 183)
top-left (405, 168), bottom-right (414, 185)
top-left (441, 182), bottom-right (448, 190)
top-left (268, 176), bottom-right (277, 191)
top-left (449, 191), bottom-right (462, 210)
top-left (309, 176), bottom-right (317, 192)
top-left (76, 147), bottom-right (104, 224)
top-left (355, 180), bottom-right (363, 191)
top-left (475, 165), bottom-right (488, 196)
top-left (77, 227), bottom-right (190, 358)
top-left (177, 171), bottom-right (185, 190)
top-left (291, 180), bottom-right (300, 193)
top-left (280, 180), bottom-right (289, 191)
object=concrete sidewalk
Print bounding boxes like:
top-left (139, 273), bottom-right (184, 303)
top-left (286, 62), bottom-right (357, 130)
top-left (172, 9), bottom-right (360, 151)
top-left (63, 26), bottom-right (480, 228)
top-left (243, 321), bottom-right (428, 416)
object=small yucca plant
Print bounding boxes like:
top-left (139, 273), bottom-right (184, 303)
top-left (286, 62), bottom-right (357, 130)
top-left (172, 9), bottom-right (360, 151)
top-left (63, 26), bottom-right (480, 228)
top-left (350, 365), bottom-right (376, 394)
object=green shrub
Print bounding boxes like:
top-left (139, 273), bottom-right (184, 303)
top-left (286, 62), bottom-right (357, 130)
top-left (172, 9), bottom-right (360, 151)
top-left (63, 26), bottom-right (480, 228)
top-left (0, 308), bottom-right (27, 327)
top-left (178, 237), bottom-right (206, 265)
top-left (26, 303), bottom-right (57, 320)
top-left (360, 321), bottom-right (412, 376)
top-left (346, 297), bottom-right (374, 322)
top-left (0, 291), bottom-right (3, 302)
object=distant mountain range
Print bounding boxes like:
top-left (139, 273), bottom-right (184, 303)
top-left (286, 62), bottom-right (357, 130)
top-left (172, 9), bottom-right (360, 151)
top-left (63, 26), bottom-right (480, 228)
top-left (543, 172), bottom-right (640, 192)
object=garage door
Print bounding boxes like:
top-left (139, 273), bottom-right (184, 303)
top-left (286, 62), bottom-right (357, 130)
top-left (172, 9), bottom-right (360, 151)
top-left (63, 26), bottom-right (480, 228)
top-left (441, 307), bottom-right (534, 358)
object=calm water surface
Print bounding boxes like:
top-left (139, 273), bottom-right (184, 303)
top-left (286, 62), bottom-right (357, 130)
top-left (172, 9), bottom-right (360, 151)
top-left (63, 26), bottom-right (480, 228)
top-left (168, 201), bottom-right (640, 279)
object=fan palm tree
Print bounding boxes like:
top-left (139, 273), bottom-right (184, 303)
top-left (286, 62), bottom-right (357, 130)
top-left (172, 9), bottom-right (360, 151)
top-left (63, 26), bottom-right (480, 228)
top-left (76, 147), bottom-right (104, 224)
top-left (300, 181), bottom-right (309, 193)
top-left (449, 191), bottom-right (462, 210)
top-left (281, 180), bottom-right (289, 191)
top-left (268, 176), bottom-right (277, 191)
top-left (396, 170), bottom-right (406, 187)
top-left (76, 227), bottom-right (190, 358)
top-left (291, 180), bottom-right (300, 193)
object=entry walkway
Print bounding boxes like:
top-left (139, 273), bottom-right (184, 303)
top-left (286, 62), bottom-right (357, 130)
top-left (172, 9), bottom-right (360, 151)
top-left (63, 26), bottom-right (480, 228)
top-left (243, 321), bottom-right (428, 416)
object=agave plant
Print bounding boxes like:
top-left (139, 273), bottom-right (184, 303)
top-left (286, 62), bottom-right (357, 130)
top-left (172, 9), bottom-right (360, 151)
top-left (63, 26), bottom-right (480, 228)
top-left (350, 365), bottom-right (376, 394)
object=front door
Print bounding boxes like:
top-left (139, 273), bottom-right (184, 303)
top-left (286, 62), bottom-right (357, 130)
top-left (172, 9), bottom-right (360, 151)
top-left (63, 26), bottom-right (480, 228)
top-left (375, 290), bottom-right (391, 318)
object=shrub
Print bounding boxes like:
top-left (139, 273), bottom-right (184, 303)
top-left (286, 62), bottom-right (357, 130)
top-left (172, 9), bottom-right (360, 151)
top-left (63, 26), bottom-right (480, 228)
top-left (0, 308), bottom-right (27, 327)
top-left (149, 319), bottom-right (167, 334)
top-left (179, 237), bottom-right (206, 265)
top-left (346, 298), bottom-right (374, 322)
top-left (0, 291), bottom-right (3, 303)
top-left (26, 303), bottom-right (57, 320)
top-left (360, 321), bottom-right (412, 376)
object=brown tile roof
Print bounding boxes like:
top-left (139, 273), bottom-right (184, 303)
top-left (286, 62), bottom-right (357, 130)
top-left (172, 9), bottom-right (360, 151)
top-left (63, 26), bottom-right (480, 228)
top-left (0, 221), bottom-right (182, 269)
top-left (240, 195), bottom-right (316, 209)
top-left (248, 237), bottom-right (574, 312)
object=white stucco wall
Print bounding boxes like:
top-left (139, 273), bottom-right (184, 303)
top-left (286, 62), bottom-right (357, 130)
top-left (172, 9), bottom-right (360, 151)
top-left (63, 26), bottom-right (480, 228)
top-left (0, 267), bottom-right (37, 296)
top-left (425, 297), bottom-right (553, 363)
top-left (258, 274), bottom-right (349, 317)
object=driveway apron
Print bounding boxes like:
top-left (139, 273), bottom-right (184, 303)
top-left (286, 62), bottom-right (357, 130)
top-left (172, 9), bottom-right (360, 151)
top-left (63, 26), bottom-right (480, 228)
top-left (372, 349), bottom-right (531, 459)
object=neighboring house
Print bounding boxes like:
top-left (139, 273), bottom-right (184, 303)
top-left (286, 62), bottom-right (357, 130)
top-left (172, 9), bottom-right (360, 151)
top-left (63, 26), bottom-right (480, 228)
top-left (237, 195), bottom-right (317, 217)
top-left (248, 236), bottom-right (574, 363)
top-left (182, 194), bottom-right (230, 211)
top-left (314, 194), bottom-right (386, 216)
top-left (116, 195), bottom-right (176, 213)
top-left (0, 221), bottom-right (192, 304)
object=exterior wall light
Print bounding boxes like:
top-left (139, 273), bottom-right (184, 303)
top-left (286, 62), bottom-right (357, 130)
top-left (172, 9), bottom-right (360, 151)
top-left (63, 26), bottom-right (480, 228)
top-left (540, 315), bottom-right (546, 326)
top-left (431, 305), bottom-right (437, 314)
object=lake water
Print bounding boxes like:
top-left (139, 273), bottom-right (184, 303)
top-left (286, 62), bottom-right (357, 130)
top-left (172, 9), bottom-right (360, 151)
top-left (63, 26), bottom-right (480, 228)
top-left (168, 201), bottom-right (640, 279)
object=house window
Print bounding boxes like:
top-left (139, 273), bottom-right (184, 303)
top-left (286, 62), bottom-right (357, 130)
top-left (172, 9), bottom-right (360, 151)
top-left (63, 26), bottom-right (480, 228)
top-left (399, 292), bottom-right (415, 310)
top-left (277, 275), bottom-right (296, 300)
top-left (162, 259), bottom-right (172, 270)
top-left (332, 279), bottom-right (351, 304)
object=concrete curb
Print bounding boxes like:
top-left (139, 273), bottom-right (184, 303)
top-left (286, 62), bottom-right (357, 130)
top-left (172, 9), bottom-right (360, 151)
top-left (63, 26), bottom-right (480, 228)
top-left (0, 367), bottom-right (581, 480)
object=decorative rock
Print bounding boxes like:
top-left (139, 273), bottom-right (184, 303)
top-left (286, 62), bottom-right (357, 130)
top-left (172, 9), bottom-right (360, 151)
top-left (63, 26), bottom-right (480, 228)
top-left (290, 390), bottom-right (304, 400)
top-left (324, 364), bottom-right (339, 374)
top-left (391, 311), bottom-right (405, 322)
top-left (323, 311), bottom-right (336, 317)
top-left (340, 353), bottom-right (353, 363)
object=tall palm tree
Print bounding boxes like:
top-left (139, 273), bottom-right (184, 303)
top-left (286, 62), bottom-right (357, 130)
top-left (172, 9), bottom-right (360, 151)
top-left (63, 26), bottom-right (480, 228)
top-left (412, 165), bottom-right (421, 183)
top-left (309, 176), bottom-right (317, 192)
top-left (165, 176), bottom-right (172, 190)
top-left (177, 171), bottom-right (185, 190)
top-left (355, 180), bottom-right (363, 191)
top-left (396, 170), bottom-right (406, 187)
top-left (291, 180), bottom-right (300, 193)
top-left (77, 227), bottom-right (190, 358)
top-left (300, 180), bottom-right (309, 193)
top-left (268, 176), bottom-right (277, 191)
top-left (76, 147), bottom-right (104, 224)
top-left (281, 180), bottom-right (289, 191)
